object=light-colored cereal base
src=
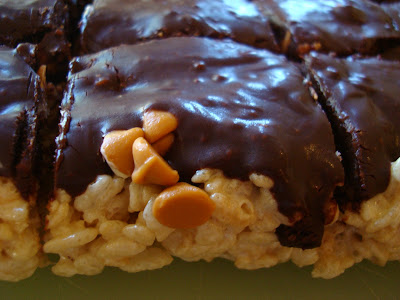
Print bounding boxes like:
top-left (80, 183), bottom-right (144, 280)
top-left (0, 177), bottom-right (42, 282)
top-left (44, 176), bottom-right (172, 276)
top-left (313, 158), bottom-right (400, 278)
top-left (44, 158), bottom-right (400, 279)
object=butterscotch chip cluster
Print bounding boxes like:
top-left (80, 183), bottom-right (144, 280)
top-left (101, 110), bottom-right (215, 229)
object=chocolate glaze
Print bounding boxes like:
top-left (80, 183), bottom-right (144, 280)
top-left (374, 0), bottom-right (400, 3)
top-left (306, 52), bottom-right (400, 210)
top-left (0, 0), bottom-right (72, 82)
top-left (79, 0), bottom-right (279, 54)
top-left (258, 0), bottom-right (400, 57)
top-left (0, 46), bottom-right (42, 199)
top-left (381, 45), bottom-right (400, 60)
top-left (0, 0), bottom-right (69, 46)
top-left (56, 37), bottom-right (344, 248)
top-left (382, 2), bottom-right (400, 31)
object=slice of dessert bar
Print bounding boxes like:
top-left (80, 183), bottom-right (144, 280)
top-left (44, 37), bottom-right (344, 277)
top-left (306, 52), bottom-right (400, 278)
top-left (0, 46), bottom-right (45, 281)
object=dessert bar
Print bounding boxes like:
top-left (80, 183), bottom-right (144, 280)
top-left (0, 46), bottom-right (45, 281)
top-left (45, 37), bottom-right (344, 276)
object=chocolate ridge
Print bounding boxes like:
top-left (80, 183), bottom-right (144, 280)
top-left (306, 52), bottom-right (400, 210)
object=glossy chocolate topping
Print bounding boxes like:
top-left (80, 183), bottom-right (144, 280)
top-left (306, 52), bottom-right (400, 209)
top-left (0, 0), bottom-right (69, 47)
top-left (56, 37), bottom-right (344, 248)
top-left (382, 2), bottom-right (400, 31)
top-left (0, 47), bottom-right (38, 189)
top-left (79, 0), bottom-right (279, 54)
top-left (381, 46), bottom-right (400, 60)
top-left (259, 0), bottom-right (400, 57)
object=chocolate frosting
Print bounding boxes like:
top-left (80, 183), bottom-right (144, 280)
top-left (56, 37), bottom-right (344, 248)
top-left (381, 46), bottom-right (400, 60)
top-left (79, 0), bottom-right (279, 54)
top-left (0, 47), bottom-right (38, 191)
top-left (306, 52), bottom-right (400, 209)
top-left (259, 0), bottom-right (400, 57)
top-left (0, 0), bottom-right (69, 47)
top-left (382, 2), bottom-right (400, 31)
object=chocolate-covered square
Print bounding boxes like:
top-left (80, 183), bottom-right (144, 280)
top-left (56, 37), bottom-right (343, 248)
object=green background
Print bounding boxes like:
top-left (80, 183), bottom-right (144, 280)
top-left (0, 259), bottom-right (399, 299)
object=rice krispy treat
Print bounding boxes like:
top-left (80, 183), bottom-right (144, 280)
top-left (303, 53), bottom-right (400, 278)
top-left (0, 47), bottom-right (46, 281)
top-left (45, 37), bottom-right (346, 277)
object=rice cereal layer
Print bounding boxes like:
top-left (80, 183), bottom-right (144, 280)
top-left (43, 158), bottom-right (400, 279)
top-left (0, 177), bottom-right (42, 282)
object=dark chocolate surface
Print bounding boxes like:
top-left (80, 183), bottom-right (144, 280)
top-left (56, 37), bottom-right (344, 248)
top-left (306, 52), bottom-right (400, 209)
top-left (0, 46), bottom-right (40, 197)
top-left (0, 0), bottom-right (72, 83)
top-left (259, 0), bottom-right (400, 57)
top-left (381, 45), bottom-right (400, 59)
top-left (0, 0), bottom-right (69, 46)
top-left (382, 2), bottom-right (400, 30)
top-left (79, 0), bottom-right (279, 54)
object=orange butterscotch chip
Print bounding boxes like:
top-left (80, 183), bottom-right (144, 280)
top-left (38, 65), bottom-right (47, 89)
top-left (152, 133), bottom-right (174, 156)
top-left (323, 199), bottom-right (339, 225)
top-left (100, 128), bottom-right (144, 178)
top-left (143, 110), bottom-right (178, 143)
top-left (132, 137), bottom-right (179, 186)
top-left (152, 183), bottom-right (215, 229)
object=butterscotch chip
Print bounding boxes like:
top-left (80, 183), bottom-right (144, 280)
top-left (132, 137), bottom-right (179, 186)
top-left (152, 133), bottom-right (174, 156)
top-left (323, 200), bottom-right (339, 225)
top-left (281, 30), bottom-right (291, 53)
top-left (101, 128), bottom-right (144, 178)
top-left (143, 110), bottom-right (178, 143)
top-left (38, 65), bottom-right (47, 89)
top-left (152, 183), bottom-right (215, 229)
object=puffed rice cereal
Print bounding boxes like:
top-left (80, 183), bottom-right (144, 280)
top-left (44, 157), bottom-right (400, 279)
